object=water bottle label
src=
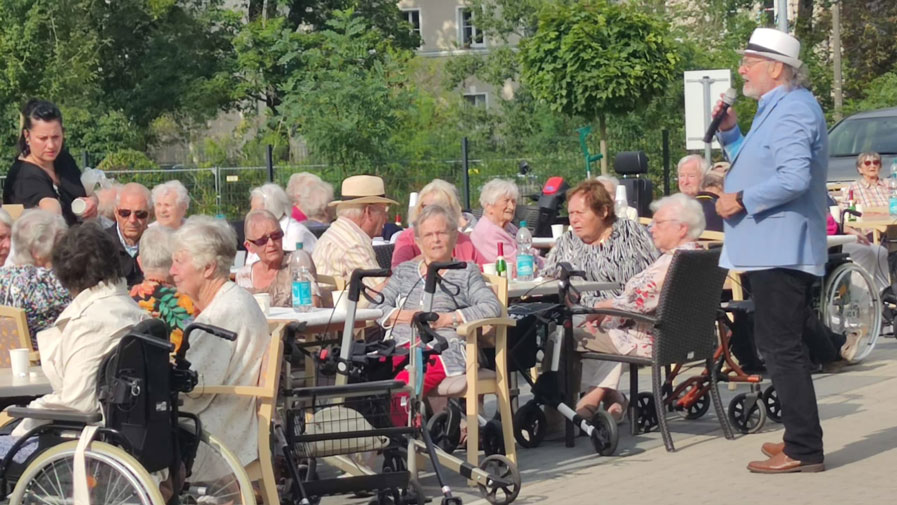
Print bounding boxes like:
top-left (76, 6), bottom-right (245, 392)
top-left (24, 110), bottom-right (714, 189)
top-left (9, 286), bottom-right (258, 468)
top-left (292, 281), bottom-right (313, 308)
top-left (516, 254), bottom-right (534, 279)
top-left (890, 197), bottom-right (897, 216)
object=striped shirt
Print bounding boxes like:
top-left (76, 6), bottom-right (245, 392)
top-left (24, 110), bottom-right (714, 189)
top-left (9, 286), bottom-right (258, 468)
top-left (543, 218), bottom-right (659, 306)
top-left (846, 178), bottom-right (889, 207)
top-left (312, 217), bottom-right (383, 289)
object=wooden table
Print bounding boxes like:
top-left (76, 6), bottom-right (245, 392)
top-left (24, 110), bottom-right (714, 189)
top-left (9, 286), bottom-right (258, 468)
top-left (851, 214), bottom-right (897, 243)
top-left (508, 278), bottom-right (619, 299)
top-left (0, 367), bottom-right (51, 397)
top-left (266, 307), bottom-right (383, 333)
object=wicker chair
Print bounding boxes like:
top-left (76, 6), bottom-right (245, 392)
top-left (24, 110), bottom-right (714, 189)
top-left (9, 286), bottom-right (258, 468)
top-left (373, 243), bottom-right (395, 270)
top-left (578, 248), bottom-right (735, 452)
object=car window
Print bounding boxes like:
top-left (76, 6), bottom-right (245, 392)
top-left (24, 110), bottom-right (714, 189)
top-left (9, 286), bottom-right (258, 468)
top-left (830, 117), bottom-right (897, 156)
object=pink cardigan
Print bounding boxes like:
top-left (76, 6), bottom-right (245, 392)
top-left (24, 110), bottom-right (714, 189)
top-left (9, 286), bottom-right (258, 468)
top-left (391, 228), bottom-right (486, 267)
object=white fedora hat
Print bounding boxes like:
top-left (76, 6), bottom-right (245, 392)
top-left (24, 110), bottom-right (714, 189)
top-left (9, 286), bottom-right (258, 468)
top-left (738, 28), bottom-right (802, 69)
top-left (329, 174), bottom-right (398, 207)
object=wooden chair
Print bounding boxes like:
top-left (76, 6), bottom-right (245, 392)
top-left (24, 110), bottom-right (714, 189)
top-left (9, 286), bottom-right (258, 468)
top-left (2, 204), bottom-right (24, 220)
top-left (192, 323), bottom-right (285, 505)
top-left (431, 274), bottom-right (517, 475)
top-left (0, 305), bottom-right (38, 365)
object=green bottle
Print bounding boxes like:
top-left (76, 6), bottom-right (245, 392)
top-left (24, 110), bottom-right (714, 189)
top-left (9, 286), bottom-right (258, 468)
top-left (495, 242), bottom-right (509, 278)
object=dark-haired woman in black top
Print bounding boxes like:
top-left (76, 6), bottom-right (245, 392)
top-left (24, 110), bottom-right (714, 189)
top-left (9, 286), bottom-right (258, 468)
top-left (3, 100), bottom-right (97, 225)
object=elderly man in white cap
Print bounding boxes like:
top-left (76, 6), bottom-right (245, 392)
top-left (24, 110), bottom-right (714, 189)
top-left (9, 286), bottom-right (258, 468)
top-left (312, 175), bottom-right (397, 289)
top-left (711, 28), bottom-right (845, 474)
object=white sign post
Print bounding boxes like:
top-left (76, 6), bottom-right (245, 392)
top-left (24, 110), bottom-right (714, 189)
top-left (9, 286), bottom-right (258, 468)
top-left (684, 70), bottom-right (732, 160)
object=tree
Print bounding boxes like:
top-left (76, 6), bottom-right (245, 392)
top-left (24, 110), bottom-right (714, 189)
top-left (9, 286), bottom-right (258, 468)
top-left (520, 0), bottom-right (680, 173)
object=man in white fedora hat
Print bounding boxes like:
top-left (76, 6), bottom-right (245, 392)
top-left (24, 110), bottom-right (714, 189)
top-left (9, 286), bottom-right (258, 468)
top-left (312, 174), bottom-right (398, 289)
top-left (712, 28), bottom-right (844, 474)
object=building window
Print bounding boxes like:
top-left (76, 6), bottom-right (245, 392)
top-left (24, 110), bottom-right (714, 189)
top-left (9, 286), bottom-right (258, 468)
top-left (464, 93), bottom-right (487, 108)
top-left (402, 8), bottom-right (421, 45)
top-left (459, 8), bottom-right (484, 48)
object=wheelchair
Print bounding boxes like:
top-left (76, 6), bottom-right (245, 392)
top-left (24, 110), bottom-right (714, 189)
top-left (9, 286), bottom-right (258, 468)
top-left (0, 319), bottom-right (255, 505)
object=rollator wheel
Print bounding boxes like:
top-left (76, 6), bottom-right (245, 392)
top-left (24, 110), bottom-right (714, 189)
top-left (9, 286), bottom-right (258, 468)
top-left (426, 410), bottom-right (460, 454)
top-left (512, 400), bottom-right (546, 448)
top-left (683, 390), bottom-right (711, 420)
top-left (727, 392), bottom-right (767, 434)
top-left (382, 450), bottom-right (407, 473)
top-left (589, 409), bottom-right (619, 456)
top-left (11, 440), bottom-right (165, 505)
top-left (180, 428), bottom-right (257, 505)
top-left (483, 419), bottom-right (506, 456)
top-left (762, 385), bottom-right (782, 423)
top-left (635, 392), bottom-right (658, 433)
top-left (399, 479), bottom-right (426, 505)
top-left (477, 454), bottom-right (522, 505)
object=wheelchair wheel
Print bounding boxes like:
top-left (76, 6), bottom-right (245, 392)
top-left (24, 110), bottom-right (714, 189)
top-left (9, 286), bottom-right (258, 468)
top-left (762, 385), bottom-right (782, 423)
top-left (181, 429), bottom-right (256, 505)
top-left (11, 440), bottom-right (165, 505)
top-left (635, 393), bottom-right (658, 434)
top-left (727, 392), bottom-right (766, 434)
top-left (822, 262), bottom-right (881, 363)
top-left (482, 418), bottom-right (506, 456)
top-left (512, 400), bottom-right (546, 448)
top-left (426, 410), bottom-right (460, 454)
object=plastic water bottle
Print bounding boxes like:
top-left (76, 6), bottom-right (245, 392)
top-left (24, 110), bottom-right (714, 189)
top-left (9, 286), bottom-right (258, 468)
top-left (291, 242), bottom-right (315, 312)
top-left (614, 185), bottom-right (630, 219)
top-left (890, 160), bottom-right (897, 216)
top-left (515, 221), bottom-right (534, 281)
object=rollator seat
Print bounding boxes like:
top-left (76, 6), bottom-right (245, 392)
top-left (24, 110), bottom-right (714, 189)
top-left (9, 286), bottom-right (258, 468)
top-left (435, 369), bottom-right (497, 396)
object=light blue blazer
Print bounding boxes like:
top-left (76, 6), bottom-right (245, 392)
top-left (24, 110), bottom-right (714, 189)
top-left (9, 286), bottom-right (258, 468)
top-left (718, 85), bottom-right (828, 276)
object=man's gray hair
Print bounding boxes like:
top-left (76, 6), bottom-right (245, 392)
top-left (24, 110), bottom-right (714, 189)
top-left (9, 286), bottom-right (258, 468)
top-left (413, 204), bottom-right (459, 242)
top-left (336, 204), bottom-right (366, 220)
top-left (677, 154), bottom-right (709, 176)
top-left (287, 172), bottom-right (334, 221)
top-left (650, 193), bottom-right (706, 240)
top-left (0, 208), bottom-right (11, 229)
top-left (12, 209), bottom-right (67, 265)
top-left (138, 225), bottom-right (176, 272)
top-left (243, 209), bottom-right (281, 238)
top-left (701, 171), bottom-right (725, 191)
top-left (152, 180), bottom-right (190, 210)
top-left (783, 63), bottom-right (810, 90)
top-left (115, 182), bottom-right (152, 208)
top-left (173, 215), bottom-right (237, 280)
top-left (479, 179), bottom-right (519, 208)
top-left (250, 183), bottom-right (292, 220)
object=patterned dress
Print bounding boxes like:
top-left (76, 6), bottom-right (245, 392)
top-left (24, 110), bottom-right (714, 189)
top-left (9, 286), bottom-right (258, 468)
top-left (0, 265), bottom-right (71, 347)
top-left (542, 218), bottom-right (659, 306)
top-left (129, 279), bottom-right (196, 352)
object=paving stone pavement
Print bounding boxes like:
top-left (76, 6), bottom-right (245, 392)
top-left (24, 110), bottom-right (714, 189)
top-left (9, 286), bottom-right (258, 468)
top-left (324, 337), bottom-right (897, 504)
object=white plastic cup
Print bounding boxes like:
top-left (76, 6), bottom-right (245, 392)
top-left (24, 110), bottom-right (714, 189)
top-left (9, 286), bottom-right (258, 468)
top-left (331, 290), bottom-right (350, 312)
top-left (482, 264), bottom-right (497, 276)
top-left (551, 224), bottom-right (565, 239)
top-left (71, 198), bottom-right (88, 217)
top-left (9, 348), bottom-right (29, 377)
top-left (253, 293), bottom-right (271, 316)
top-left (829, 205), bottom-right (840, 223)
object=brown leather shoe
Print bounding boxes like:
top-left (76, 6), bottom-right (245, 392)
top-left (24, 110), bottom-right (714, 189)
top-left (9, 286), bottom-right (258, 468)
top-left (761, 441), bottom-right (785, 458)
top-left (747, 452), bottom-right (825, 473)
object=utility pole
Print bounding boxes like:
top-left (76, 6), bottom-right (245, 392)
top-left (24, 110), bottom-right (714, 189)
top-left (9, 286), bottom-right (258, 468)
top-left (832, 1), bottom-right (844, 121)
top-left (777, 0), bottom-right (788, 32)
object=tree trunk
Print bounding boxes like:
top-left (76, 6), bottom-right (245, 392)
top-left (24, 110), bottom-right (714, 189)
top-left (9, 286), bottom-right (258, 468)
top-left (599, 114), bottom-right (608, 175)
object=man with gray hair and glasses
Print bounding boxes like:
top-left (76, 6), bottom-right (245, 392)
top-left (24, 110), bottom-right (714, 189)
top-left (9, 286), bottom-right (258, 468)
top-left (712, 28), bottom-right (843, 474)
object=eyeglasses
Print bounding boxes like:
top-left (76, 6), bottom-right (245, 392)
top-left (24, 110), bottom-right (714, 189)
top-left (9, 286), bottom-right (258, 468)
top-left (863, 160), bottom-right (882, 166)
top-left (739, 57), bottom-right (770, 69)
top-left (247, 230), bottom-right (284, 247)
top-left (117, 209), bottom-right (149, 220)
top-left (651, 219), bottom-right (681, 227)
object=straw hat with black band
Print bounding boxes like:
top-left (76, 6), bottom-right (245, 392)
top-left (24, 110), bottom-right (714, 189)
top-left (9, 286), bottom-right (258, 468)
top-left (738, 28), bottom-right (803, 70)
top-left (329, 175), bottom-right (398, 208)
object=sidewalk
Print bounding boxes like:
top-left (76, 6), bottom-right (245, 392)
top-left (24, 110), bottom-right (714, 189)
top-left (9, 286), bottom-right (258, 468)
top-left (418, 337), bottom-right (897, 505)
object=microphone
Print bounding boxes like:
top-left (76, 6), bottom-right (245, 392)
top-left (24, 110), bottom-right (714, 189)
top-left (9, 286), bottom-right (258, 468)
top-left (703, 88), bottom-right (738, 143)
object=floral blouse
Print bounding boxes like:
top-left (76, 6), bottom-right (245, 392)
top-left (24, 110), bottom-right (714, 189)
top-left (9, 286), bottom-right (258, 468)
top-left (0, 265), bottom-right (71, 347)
top-left (599, 242), bottom-right (701, 358)
top-left (129, 279), bottom-right (196, 352)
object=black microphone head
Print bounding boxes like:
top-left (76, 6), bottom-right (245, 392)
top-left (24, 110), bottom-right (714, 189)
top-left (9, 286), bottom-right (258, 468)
top-left (722, 88), bottom-right (737, 105)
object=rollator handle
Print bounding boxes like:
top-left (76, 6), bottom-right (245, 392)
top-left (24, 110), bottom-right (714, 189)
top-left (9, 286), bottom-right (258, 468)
top-left (424, 261), bottom-right (467, 294)
top-left (557, 261), bottom-right (586, 282)
top-left (413, 311), bottom-right (449, 353)
top-left (839, 208), bottom-right (862, 234)
top-left (348, 268), bottom-right (391, 302)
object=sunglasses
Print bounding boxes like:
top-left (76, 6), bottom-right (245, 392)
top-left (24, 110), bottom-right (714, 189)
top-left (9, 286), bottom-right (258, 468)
top-left (863, 160), bottom-right (882, 166)
top-left (117, 209), bottom-right (149, 220)
top-left (247, 231), bottom-right (284, 247)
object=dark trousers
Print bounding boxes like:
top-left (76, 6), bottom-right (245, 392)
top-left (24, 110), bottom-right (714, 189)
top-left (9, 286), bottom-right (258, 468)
top-left (747, 268), bottom-right (824, 463)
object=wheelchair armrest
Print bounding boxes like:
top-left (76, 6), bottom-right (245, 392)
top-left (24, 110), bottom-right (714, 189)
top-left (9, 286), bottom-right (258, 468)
top-left (6, 407), bottom-right (102, 424)
top-left (570, 307), bottom-right (657, 325)
top-left (456, 317), bottom-right (516, 337)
